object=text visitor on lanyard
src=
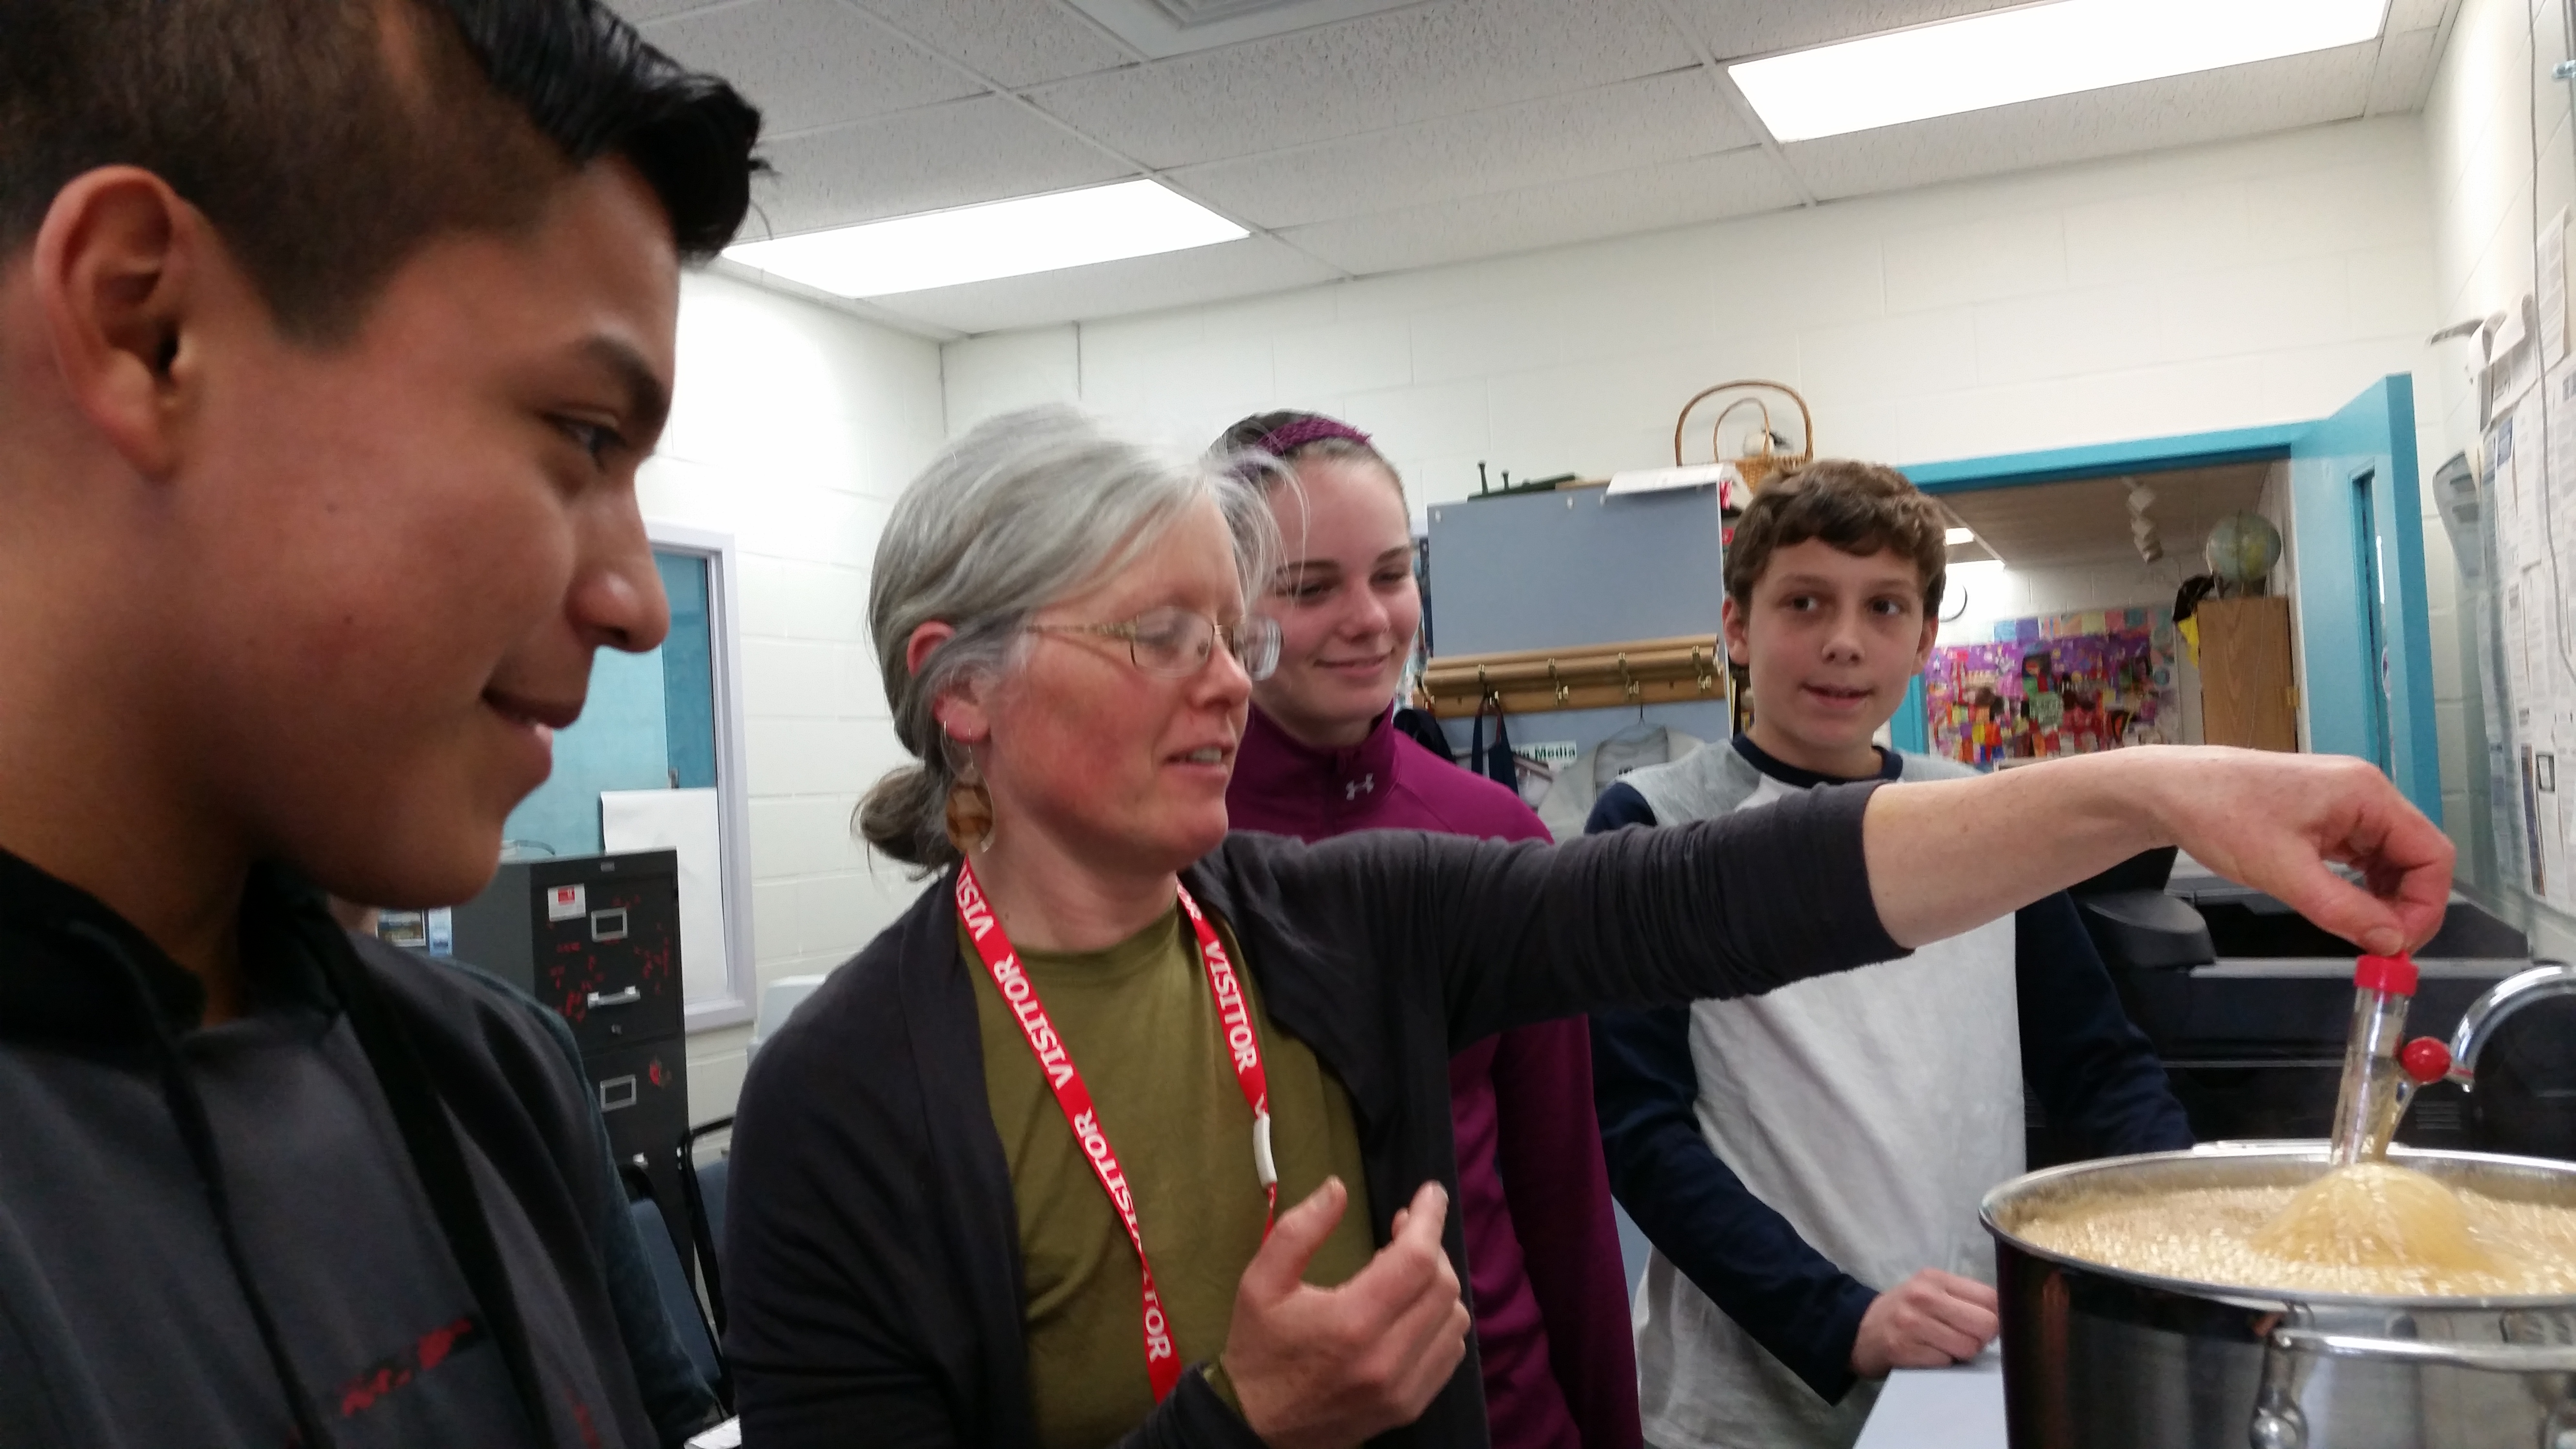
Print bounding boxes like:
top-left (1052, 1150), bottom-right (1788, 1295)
top-left (956, 859), bottom-right (1279, 1402)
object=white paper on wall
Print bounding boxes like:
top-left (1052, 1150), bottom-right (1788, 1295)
top-left (2516, 386), bottom-right (2548, 548)
top-left (601, 788), bottom-right (731, 1005)
top-left (2490, 412), bottom-right (2522, 574)
top-left (2544, 209), bottom-right (2569, 368)
top-left (2550, 362), bottom-right (2576, 505)
top-left (2495, 299), bottom-right (2540, 419)
top-left (2557, 697), bottom-right (2576, 910)
top-left (2508, 573), bottom-right (2533, 704)
top-left (2544, 728), bottom-right (2573, 911)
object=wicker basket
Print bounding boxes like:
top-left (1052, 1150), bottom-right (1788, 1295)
top-left (1674, 380), bottom-right (1813, 493)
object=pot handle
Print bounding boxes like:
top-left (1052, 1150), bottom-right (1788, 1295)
top-left (2270, 1325), bottom-right (2576, 1373)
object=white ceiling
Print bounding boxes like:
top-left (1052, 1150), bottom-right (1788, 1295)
top-left (1943, 461), bottom-right (2273, 569)
top-left (623, 0), bottom-right (2460, 337)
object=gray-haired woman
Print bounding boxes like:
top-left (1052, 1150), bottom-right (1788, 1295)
top-left (723, 405), bottom-right (2450, 1449)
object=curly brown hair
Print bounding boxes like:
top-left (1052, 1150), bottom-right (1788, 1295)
top-left (1723, 459), bottom-right (1949, 616)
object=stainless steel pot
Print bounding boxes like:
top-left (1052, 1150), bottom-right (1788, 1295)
top-left (1981, 1144), bottom-right (2576, 1449)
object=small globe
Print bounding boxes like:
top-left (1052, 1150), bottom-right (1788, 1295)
top-left (2205, 510), bottom-right (2283, 584)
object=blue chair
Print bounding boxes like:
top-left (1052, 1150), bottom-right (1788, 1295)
top-left (679, 1118), bottom-right (735, 1334)
top-left (623, 1167), bottom-right (727, 1407)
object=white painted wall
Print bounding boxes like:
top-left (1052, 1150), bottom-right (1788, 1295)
top-left (631, 21), bottom-right (2576, 1122)
top-left (946, 117), bottom-right (2440, 518)
top-left (2421, 0), bottom-right (2576, 956)
top-left (944, 113), bottom-right (2442, 884)
top-left (642, 267), bottom-right (949, 1121)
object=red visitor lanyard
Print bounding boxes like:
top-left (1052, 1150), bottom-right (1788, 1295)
top-left (955, 859), bottom-right (1277, 1403)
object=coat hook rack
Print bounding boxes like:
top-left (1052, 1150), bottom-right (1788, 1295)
top-left (1418, 635), bottom-right (1727, 719)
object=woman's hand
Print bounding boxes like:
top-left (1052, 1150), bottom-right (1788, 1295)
top-left (1221, 1178), bottom-right (1469, 1449)
top-left (2137, 749), bottom-right (2452, 957)
top-left (1865, 746), bottom-right (2453, 954)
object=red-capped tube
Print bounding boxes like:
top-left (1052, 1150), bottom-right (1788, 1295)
top-left (2355, 952), bottom-right (2419, 996)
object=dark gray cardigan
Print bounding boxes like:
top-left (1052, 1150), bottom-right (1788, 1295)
top-left (725, 781), bottom-right (1903, 1449)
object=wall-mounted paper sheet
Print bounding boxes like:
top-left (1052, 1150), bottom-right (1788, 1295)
top-left (2545, 208), bottom-right (2569, 369)
top-left (601, 788), bottom-right (730, 1004)
top-left (1604, 462), bottom-right (1738, 497)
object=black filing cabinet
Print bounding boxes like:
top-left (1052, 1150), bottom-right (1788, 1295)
top-left (448, 852), bottom-right (691, 1254)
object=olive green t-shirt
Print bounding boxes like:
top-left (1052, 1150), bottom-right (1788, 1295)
top-left (966, 910), bottom-right (1375, 1449)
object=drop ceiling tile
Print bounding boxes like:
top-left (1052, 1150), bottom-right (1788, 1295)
top-left (860, 236), bottom-right (1341, 334)
top-left (1280, 145), bottom-right (1802, 275)
top-left (2366, 27), bottom-right (2444, 115)
top-left (1025, 0), bottom-right (1698, 169)
top-left (1168, 69), bottom-right (1755, 229)
top-left (744, 96), bottom-right (1135, 236)
top-left (851, 0), bottom-right (1137, 87)
top-left (1778, 43), bottom-right (2379, 202)
top-left (1669, 0), bottom-right (2027, 62)
top-left (642, 0), bottom-right (981, 136)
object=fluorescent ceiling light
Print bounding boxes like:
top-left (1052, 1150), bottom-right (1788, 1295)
top-left (724, 180), bottom-right (1248, 297)
top-left (1944, 526), bottom-right (1977, 546)
top-left (1730, 0), bottom-right (2386, 143)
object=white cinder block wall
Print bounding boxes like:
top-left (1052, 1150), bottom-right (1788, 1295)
top-left (946, 117), bottom-right (2441, 510)
top-left (662, 81), bottom-right (2496, 1121)
top-left (642, 268), bottom-right (949, 1121)
top-left (2421, 0), bottom-right (2576, 955)
top-left (941, 114), bottom-right (2451, 896)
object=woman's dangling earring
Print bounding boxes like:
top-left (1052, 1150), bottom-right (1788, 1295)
top-left (941, 730), bottom-right (996, 854)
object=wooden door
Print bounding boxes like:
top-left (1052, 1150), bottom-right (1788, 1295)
top-left (2199, 595), bottom-right (2299, 752)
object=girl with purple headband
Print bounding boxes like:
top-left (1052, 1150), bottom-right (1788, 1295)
top-left (1212, 410), bottom-right (1642, 1449)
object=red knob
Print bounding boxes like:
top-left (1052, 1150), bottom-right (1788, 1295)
top-left (2400, 1036), bottom-right (2453, 1085)
top-left (2356, 952), bottom-right (2419, 996)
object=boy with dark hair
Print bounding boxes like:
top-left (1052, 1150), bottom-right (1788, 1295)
top-left (1588, 460), bottom-right (2192, 1448)
top-left (0, 1), bottom-right (760, 1444)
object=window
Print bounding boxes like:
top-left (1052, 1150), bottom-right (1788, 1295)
top-left (497, 525), bottom-right (755, 1030)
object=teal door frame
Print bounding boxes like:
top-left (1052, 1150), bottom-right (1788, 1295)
top-left (2288, 376), bottom-right (2440, 815)
top-left (1893, 378), bottom-right (2440, 826)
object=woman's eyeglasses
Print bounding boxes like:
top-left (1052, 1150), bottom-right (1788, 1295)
top-left (1028, 607), bottom-right (1282, 682)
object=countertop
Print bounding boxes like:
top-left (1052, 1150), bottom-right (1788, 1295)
top-left (1851, 1348), bottom-right (2006, 1449)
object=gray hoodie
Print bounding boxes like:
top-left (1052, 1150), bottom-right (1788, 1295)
top-left (0, 850), bottom-right (717, 1449)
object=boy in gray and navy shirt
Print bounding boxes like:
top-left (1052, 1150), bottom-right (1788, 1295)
top-left (1589, 461), bottom-right (2191, 1449)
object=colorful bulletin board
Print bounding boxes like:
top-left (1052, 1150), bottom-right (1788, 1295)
top-left (1926, 606), bottom-right (2183, 768)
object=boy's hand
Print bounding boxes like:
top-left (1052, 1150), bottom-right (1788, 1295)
top-left (1223, 1178), bottom-right (1469, 1449)
top-left (1849, 1269), bottom-right (1998, 1378)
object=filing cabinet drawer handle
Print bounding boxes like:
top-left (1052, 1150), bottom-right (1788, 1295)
top-left (587, 985), bottom-right (643, 1009)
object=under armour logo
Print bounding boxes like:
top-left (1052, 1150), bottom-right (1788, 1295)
top-left (1345, 774), bottom-right (1375, 801)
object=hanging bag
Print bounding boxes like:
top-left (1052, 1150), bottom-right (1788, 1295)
top-left (1468, 691), bottom-right (1518, 790)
